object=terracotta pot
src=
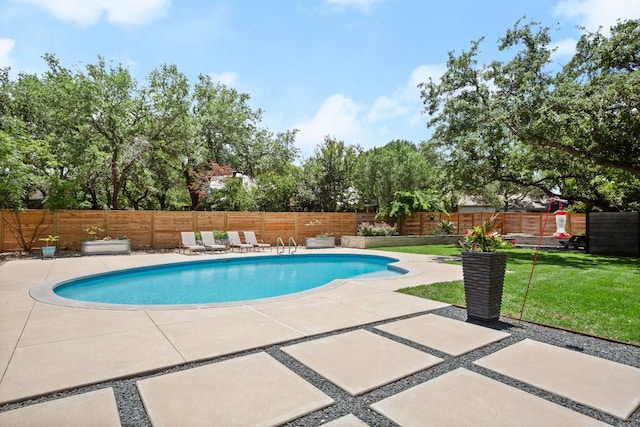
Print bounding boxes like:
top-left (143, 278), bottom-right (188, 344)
top-left (461, 251), bottom-right (507, 322)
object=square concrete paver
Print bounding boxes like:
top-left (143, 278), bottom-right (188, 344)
top-left (0, 388), bottom-right (121, 427)
top-left (158, 309), bottom-right (303, 361)
top-left (257, 299), bottom-right (382, 335)
top-left (335, 291), bottom-right (450, 318)
top-left (282, 329), bottom-right (442, 396)
top-left (17, 304), bottom-right (156, 347)
top-left (371, 368), bottom-right (609, 427)
top-left (474, 339), bottom-right (640, 420)
top-left (137, 352), bottom-right (333, 427)
top-left (376, 314), bottom-right (510, 356)
top-left (323, 414), bottom-right (369, 426)
top-left (0, 328), bottom-right (183, 403)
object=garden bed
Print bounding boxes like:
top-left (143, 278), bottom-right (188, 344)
top-left (81, 240), bottom-right (131, 255)
top-left (341, 235), bottom-right (462, 249)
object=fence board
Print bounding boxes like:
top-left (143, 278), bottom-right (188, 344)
top-left (0, 209), bottom-right (588, 253)
top-left (263, 212), bottom-right (297, 244)
top-left (194, 212), bottom-right (227, 234)
top-left (568, 215), bottom-right (586, 235)
top-left (107, 211), bottom-right (153, 249)
top-left (328, 213), bottom-right (358, 243)
top-left (153, 212), bottom-right (194, 249)
top-left (57, 211), bottom-right (106, 250)
top-left (1, 210), bottom-right (55, 251)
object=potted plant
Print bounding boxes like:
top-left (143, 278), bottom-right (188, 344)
top-left (81, 226), bottom-right (131, 255)
top-left (305, 220), bottom-right (335, 248)
top-left (39, 235), bottom-right (59, 259)
top-left (459, 213), bottom-right (512, 322)
top-left (213, 230), bottom-right (228, 243)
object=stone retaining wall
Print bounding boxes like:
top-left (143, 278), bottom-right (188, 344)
top-left (341, 235), bottom-right (565, 249)
top-left (341, 235), bottom-right (462, 249)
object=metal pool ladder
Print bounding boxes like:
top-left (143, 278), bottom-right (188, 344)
top-left (276, 237), bottom-right (298, 254)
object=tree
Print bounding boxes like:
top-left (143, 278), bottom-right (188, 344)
top-left (74, 58), bottom-right (194, 210)
top-left (134, 63), bottom-right (194, 210)
top-left (356, 140), bottom-right (445, 212)
top-left (253, 167), bottom-right (299, 212)
top-left (298, 136), bottom-right (361, 212)
top-left (190, 75), bottom-right (299, 210)
top-left (377, 189), bottom-right (446, 227)
top-left (0, 66), bottom-right (73, 250)
top-left (420, 19), bottom-right (640, 211)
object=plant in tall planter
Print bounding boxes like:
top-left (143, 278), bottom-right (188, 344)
top-left (459, 214), bottom-right (511, 322)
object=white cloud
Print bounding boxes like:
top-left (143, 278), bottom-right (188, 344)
top-left (208, 72), bottom-right (239, 87)
top-left (367, 64), bottom-right (445, 125)
top-left (324, 0), bottom-right (383, 12)
top-left (554, 0), bottom-right (640, 32)
top-left (367, 96), bottom-right (407, 122)
top-left (0, 38), bottom-right (16, 68)
top-left (292, 94), bottom-right (368, 158)
top-left (18, 0), bottom-right (171, 26)
top-left (292, 64), bottom-right (445, 158)
top-left (551, 38), bottom-right (578, 60)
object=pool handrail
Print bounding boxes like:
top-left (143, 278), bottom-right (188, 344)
top-left (276, 237), bottom-right (297, 254)
top-left (288, 237), bottom-right (298, 254)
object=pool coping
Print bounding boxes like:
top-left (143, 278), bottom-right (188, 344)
top-left (28, 253), bottom-right (421, 311)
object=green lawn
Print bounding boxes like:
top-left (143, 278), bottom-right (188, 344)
top-left (375, 245), bottom-right (640, 345)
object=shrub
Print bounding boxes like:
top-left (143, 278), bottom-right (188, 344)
top-left (431, 219), bottom-right (456, 235)
top-left (459, 213), bottom-right (512, 252)
top-left (357, 222), bottom-right (398, 237)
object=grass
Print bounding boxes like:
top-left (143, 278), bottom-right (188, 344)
top-left (374, 245), bottom-right (640, 345)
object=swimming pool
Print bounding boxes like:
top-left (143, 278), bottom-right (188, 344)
top-left (31, 254), bottom-right (406, 309)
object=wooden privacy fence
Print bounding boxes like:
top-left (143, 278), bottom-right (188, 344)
top-left (0, 210), bottom-right (586, 253)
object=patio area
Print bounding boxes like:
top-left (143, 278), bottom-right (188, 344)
top-left (0, 248), bottom-right (639, 426)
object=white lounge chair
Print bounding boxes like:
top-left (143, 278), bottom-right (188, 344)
top-left (180, 232), bottom-right (206, 255)
top-left (243, 231), bottom-right (271, 251)
top-left (227, 231), bottom-right (253, 252)
top-left (200, 231), bottom-right (227, 253)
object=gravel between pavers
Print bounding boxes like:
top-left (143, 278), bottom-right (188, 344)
top-left (1, 305), bottom-right (639, 427)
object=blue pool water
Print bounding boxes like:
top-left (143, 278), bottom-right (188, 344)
top-left (53, 254), bottom-right (404, 306)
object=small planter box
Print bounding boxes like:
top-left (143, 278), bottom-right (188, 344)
top-left (305, 237), bottom-right (335, 249)
top-left (81, 240), bottom-right (131, 256)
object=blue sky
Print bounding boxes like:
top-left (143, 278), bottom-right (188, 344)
top-left (1, 0), bottom-right (639, 160)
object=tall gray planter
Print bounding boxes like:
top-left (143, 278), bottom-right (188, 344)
top-left (305, 237), bottom-right (335, 249)
top-left (81, 239), bottom-right (131, 255)
top-left (461, 251), bottom-right (507, 322)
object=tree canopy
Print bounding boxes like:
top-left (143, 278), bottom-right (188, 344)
top-left (0, 55), bottom-right (300, 212)
top-left (420, 18), bottom-right (640, 211)
top-left (2, 19), bottom-right (638, 215)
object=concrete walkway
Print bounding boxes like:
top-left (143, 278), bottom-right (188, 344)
top-left (0, 248), bottom-right (639, 426)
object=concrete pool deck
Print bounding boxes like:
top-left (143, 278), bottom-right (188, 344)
top-left (0, 248), bottom-right (639, 426)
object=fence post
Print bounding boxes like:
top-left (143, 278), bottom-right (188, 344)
top-left (53, 211), bottom-right (59, 238)
top-left (150, 211), bottom-right (155, 249)
top-left (103, 210), bottom-right (109, 236)
top-left (258, 212), bottom-right (264, 238)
